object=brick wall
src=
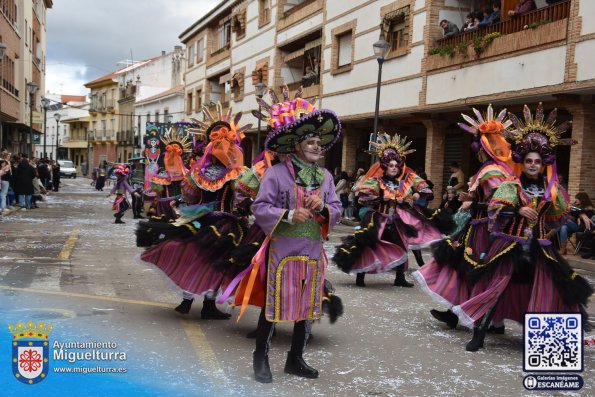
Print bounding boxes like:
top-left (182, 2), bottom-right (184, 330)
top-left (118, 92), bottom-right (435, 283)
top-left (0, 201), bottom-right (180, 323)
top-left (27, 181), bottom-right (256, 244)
top-left (341, 127), bottom-right (358, 172)
top-left (566, 101), bottom-right (595, 198)
top-left (422, 119), bottom-right (447, 206)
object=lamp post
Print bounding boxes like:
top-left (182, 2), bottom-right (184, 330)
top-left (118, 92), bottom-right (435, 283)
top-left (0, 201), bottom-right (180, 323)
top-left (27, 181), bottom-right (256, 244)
top-left (54, 113), bottom-right (61, 160)
top-left (371, 35), bottom-right (390, 160)
top-left (254, 82), bottom-right (267, 154)
top-left (26, 81), bottom-right (38, 157)
top-left (0, 42), bottom-right (6, 151)
top-left (41, 97), bottom-right (50, 158)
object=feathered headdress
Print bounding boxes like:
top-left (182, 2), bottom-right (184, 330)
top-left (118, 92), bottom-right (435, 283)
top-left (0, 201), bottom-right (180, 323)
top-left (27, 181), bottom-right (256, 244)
top-left (113, 164), bottom-right (130, 177)
top-left (368, 133), bottom-right (415, 168)
top-left (188, 103), bottom-right (252, 169)
top-left (507, 102), bottom-right (575, 165)
top-left (458, 104), bottom-right (513, 168)
top-left (254, 86), bottom-right (341, 154)
top-left (508, 103), bottom-right (575, 209)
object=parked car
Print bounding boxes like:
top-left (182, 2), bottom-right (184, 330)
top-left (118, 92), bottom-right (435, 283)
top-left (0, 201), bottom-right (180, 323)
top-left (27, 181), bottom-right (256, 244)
top-left (58, 160), bottom-right (77, 178)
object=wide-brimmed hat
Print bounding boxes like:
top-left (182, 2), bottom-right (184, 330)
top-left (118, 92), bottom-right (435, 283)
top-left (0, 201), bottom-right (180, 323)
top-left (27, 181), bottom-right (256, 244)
top-left (254, 87), bottom-right (341, 154)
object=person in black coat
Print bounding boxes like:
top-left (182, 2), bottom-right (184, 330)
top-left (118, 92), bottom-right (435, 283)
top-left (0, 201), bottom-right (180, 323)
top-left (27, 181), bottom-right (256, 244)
top-left (13, 156), bottom-right (36, 209)
top-left (52, 161), bottom-right (61, 192)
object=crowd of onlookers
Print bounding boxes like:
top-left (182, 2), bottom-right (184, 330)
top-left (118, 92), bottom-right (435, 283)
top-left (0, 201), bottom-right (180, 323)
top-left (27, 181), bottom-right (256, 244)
top-left (440, 0), bottom-right (565, 39)
top-left (0, 148), bottom-right (62, 217)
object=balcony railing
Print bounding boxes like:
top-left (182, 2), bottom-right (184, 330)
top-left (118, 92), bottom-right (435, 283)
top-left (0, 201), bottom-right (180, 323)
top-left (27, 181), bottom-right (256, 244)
top-left (436, 0), bottom-right (570, 47)
top-left (2, 78), bottom-right (19, 97)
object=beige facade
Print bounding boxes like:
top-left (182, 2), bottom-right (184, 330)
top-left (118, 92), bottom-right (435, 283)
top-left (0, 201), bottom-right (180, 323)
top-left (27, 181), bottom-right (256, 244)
top-left (180, 0), bottom-right (595, 201)
top-left (0, 0), bottom-right (53, 155)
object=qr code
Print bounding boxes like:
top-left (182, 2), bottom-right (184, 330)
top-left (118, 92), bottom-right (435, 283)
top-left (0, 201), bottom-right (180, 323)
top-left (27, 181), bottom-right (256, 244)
top-left (524, 313), bottom-right (583, 372)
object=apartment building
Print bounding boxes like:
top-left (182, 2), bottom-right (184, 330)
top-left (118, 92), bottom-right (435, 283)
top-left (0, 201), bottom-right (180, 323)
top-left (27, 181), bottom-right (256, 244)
top-left (0, 0), bottom-right (53, 155)
top-left (84, 48), bottom-right (186, 166)
top-left (180, 0), bottom-right (595, 199)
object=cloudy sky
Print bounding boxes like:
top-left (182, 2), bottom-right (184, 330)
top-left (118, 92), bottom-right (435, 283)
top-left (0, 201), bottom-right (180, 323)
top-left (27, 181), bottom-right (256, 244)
top-left (46, 0), bottom-right (220, 96)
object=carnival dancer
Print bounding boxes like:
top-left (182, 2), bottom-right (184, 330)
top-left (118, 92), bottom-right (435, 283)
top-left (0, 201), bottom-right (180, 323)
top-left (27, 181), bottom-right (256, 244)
top-left (227, 95), bottom-right (342, 383)
top-left (451, 103), bottom-right (592, 351)
top-left (136, 104), bottom-right (251, 320)
top-left (413, 105), bottom-right (516, 331)
top-left (107, 164), bottom-right (139, 224)
top-left (217, 89), bottom-right (344, 337)
top-left (333, 133), bottom-right (452, 288)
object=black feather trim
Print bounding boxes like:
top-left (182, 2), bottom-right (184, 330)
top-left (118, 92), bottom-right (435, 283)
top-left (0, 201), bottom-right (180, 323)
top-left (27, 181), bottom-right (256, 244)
top-left (135, 220), bottom-right (194, 247)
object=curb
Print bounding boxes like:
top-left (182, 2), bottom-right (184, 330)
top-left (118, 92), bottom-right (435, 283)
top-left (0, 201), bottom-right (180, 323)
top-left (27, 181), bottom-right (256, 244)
top-left (567, 256), bottom-right (595, 273)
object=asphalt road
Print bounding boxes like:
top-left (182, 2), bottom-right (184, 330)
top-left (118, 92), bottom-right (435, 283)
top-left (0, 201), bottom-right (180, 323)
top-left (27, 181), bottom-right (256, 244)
top-left (0, 178), bottom-right (593, 397)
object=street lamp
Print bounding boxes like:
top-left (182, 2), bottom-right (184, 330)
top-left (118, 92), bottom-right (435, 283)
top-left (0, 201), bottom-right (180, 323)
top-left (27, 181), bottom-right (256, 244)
top-left (54, 113), bottom-right (61, 160)
top-left (255, 82), bottom-right (267, 153)
top-left (41, 97), bottom-right (51, 158)
top-left (26, 81), bottom-right (39, 157)
top-left (371, 33), bottom-right (390, 160)
top-left (0, 42), bottom-right (6, 151)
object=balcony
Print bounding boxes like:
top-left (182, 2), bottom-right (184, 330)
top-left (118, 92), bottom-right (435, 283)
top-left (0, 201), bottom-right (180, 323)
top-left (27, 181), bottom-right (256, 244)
top-left (116, 131), bottom-right (133, 144)
top-left (428, 0), bottom-right (571, 71)
top-left (284, 81), bottom-right (320, 101)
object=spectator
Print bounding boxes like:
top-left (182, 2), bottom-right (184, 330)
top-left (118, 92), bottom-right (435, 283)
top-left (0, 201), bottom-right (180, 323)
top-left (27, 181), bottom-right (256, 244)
top-left (335, 171), bottom-right (350, 218)
top-left (440, 19), bottom-right (460, 38)
top-left (462, 13), bottom-right (477, 32)
top-left (301, 66), bottom-right (318, 87)
top-left (333, 167), bottom-right (342, 184)
top-left (440, 186), bottom-right (462, 212)
top-left (52, 160), bottom-right (61, 192)
top-left (480, 2), bottom-right (501, 27)
top-left (13, 155), bottom-right (36, 209)
top-left (508, 0), bottom-right (536, 17)
top-left (558, 192), bottom-right (594, 255)
top-left (81, 160), bottom-right (89, 177)
top-left (351, 167), bottom-right (366, 220)
top-left (444, 162), bottom-right (465, 200)
top-left (415, 170), bottom-right (434, 207)
top-left (0, 159), bottom-right (10, 215)
top-left (37, 158), bottom-right (51, 189)
top-left (95, 163), bottom-right (107, 191)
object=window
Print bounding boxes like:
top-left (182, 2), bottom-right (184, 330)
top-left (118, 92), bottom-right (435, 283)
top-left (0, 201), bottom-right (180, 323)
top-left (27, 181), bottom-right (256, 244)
top-left (232, 9), bottom-right (246, 39)
top-left (383, 6), bottom-right (410, 56)
top-left (146, 112), bottom-right (151, 123)
top-left (155, 111), bottom-right (160, 123)
top-left (197, 39), bottom-right (204, 63)
top-left (195, 90), bottom-right (202, 110)
top-left (216, 20), bottom-right (231, 52)
top-left (187, 92), bottom-right (193, 114)
top-left (259, 0), bottom-right (271, 27)
top-left (331, 20), bottom-right (355, 75)
top-left (25, 20), bottom-right (28, 46)
top-left (338, 32), bottom-right (352, 67)
top-left (188, 43), bottom-right (195, 66)
top-left (231, 71), bottom-right (244, 102)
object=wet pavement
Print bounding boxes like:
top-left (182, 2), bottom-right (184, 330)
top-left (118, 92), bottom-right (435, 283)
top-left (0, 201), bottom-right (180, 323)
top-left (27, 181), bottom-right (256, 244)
top-left (0, 178), bottom-right (593, 397)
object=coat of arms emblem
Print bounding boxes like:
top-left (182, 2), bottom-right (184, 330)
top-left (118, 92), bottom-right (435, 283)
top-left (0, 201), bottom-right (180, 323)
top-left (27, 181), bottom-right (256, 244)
top-left (8, 321), bottom-right (52, 384)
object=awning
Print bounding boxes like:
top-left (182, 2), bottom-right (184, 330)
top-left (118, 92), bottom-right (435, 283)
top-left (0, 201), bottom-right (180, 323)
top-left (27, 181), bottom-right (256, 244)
top-left (219, 73), bottom-right (232, 84)
top-left (283, 48), bottom-right (305, 63)
top-left (62, 141), bottom-right (88, 149)
top-left (2, 121), bottom-right (42, 134)
top-left (305, 38), bottom-right (322, 51)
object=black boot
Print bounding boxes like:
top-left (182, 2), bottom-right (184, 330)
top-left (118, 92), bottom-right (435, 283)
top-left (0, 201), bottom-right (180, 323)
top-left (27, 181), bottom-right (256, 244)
top-left (200, 297), bottom-right (231, 320)
top-left (284, 351), bottom-right (319, 379)
top-left (174, 298), bottom-right (193, 314)
top-left (466, 327), bottom-right (486, 352)
top-left (466, 306), bottom-right (496, 352)
top-left (413, 250), bottom-right (425, 267)
top-left (254, 307), bottom-right (274, 383)
top-left (394, 267), bottom-right (413, 287)
top-left (488, 324), bottom-right (505, 334)
top-left (355, 273), bottom-right (366, 287)
top-left (253, 350), bottom-right (272, 383)
top-left (114, 216), bottom-right (125, 224)
top-left (247, 328), bottom-right (276, 339)
top-left (430, 309), bottom-right (458, 329)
